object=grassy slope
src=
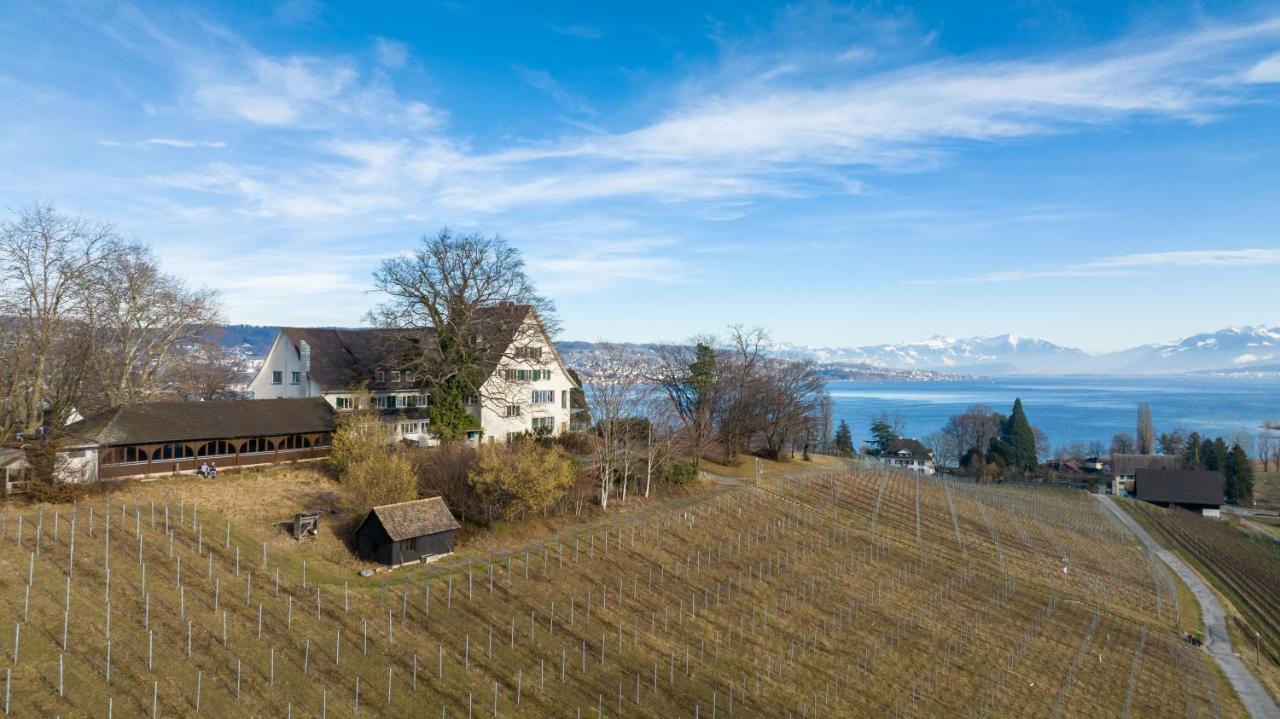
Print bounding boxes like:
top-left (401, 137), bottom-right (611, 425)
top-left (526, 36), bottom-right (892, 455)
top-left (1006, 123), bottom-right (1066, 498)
top-left (0, 466), bottom-right (1245, 718)
top-left (1117, 498), bottom-right (1280, 704)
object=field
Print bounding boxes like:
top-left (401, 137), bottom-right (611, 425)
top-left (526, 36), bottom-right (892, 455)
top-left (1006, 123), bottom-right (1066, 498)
top-left (1119, 498), bottom-right (1280, 698)
top-left (0, 466), bottom-right (1243, 718)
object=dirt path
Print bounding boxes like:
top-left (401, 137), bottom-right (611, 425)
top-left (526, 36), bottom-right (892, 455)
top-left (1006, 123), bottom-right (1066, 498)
top-left (1098, 495), bottom-right (1280, 719)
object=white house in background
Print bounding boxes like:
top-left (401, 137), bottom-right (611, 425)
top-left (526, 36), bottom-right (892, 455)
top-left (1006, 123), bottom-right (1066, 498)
top-left (247, 304), bottom-right (578, 444)
top-left (876, 438), bottom-right (936, 475)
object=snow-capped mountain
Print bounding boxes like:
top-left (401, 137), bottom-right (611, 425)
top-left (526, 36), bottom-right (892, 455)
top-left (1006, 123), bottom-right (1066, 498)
top-left (766, 325), bottom-right (1280, 375)
top-left (1101, 325), bottom-right (1280, 374)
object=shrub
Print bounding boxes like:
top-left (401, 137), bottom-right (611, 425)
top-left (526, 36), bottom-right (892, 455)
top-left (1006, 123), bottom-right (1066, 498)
top-left (659, 460), bottom-right (698, 486)
top-left (470, 437), bottom-right (576, 521)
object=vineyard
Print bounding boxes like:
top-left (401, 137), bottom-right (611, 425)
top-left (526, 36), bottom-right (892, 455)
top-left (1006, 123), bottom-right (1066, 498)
top-left (0, 468), bottom-right (1244, 717)
top-left (1120, 499), bottom-right (1280, 672)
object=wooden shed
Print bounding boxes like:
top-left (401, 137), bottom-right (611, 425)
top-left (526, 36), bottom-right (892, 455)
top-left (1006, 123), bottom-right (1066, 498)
top-left (355, 497), bottom-right (461, 566)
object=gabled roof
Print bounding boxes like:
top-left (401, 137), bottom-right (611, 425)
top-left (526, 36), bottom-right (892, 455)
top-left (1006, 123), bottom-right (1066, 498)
top-left (279, 327), bottom-right (431, 391)
top-left (883, 438), bottom-right (932, 460)
top-left (276, 304), bottom-right (578, 392)
top-left (365, 497), bottom-right (460, 541)
top-left (1112, 453), bottom-right (1179, 476)
top-left (1135, 468), bottom-right (1224, 506)
top-left (64, 398), bottom-right (336, 446)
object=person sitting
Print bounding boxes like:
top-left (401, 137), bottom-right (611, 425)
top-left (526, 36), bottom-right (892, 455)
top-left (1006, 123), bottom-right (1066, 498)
top-left (209, 461), bottom-right (218, 478)
top-left (199, 462), bottom-right (209, 478)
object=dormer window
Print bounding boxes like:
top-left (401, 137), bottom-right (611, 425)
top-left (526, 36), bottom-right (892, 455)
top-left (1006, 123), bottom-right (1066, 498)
top-left (391, 370), bottom-right (401, 383)
top-left (376, 370), bottom-right (385, 382)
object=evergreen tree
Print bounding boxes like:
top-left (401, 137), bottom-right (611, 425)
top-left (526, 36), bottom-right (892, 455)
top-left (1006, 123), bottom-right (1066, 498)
top-left (1182, 431), bottom-right (1203, 468)
top-left (833, 420), bottom-right (854, 455)
top-left (427, 376), bottom-right (481, 440)
top-left (1223, 444), bottom-right (1254, 504)
top-left (868, 417), bottom-right (900, 455)
top-left (994, 398), bottom-right (1038, 472)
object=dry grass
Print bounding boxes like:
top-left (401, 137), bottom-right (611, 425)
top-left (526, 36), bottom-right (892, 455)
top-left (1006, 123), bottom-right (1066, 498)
top-left (699, 453), bottom-right (847, 482)
top-left (0, 463), bottom-right (1248, 717)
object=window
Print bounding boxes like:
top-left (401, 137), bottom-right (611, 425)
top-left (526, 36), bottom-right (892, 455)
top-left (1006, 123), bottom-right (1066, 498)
top-left (401, 422), bottom-right (419, 434)
top-left (561, 390), bottom-right (568, 409)
top-left (385, 395), bottom-right (397, 409)
top-left (405, 394), bottom-right (418, 408)
top-left (543, 369), bottom-right (552, 380)
top-left (505, 405), bottom-right (521, 417)
top-left (503, 368), bottom-right (547, 382)
top-left (291, 371), bottom-right (301, 384)
top-left (391, 370), bottom-right (401, 382)
top-left (404, 371), bottom-right (415, 383)
top-left (376, 370), bottom-right (385, 382)
top-left (405, 537), bottom-right (417, 551)
top-left (271, 370), bottom-right (283, 385)
top-left (531, 416), bottom-right (554, 434)
top-left (506, 431), bottom-right (524, 443)
top-left (532, 390), bottom-right (554, 404)
top-left (336, 397), bottom-right (352, 410)
top-left (514, 346), bottom-right (542, 360)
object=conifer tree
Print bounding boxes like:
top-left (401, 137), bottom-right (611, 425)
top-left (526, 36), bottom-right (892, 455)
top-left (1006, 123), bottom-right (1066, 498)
top-left (995, 398), bottom-right (1038, 472)
top-left (833, 420), bottom-right (854, 455)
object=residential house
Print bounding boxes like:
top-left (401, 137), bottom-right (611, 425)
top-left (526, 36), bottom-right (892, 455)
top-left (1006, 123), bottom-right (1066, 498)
top-left (877, 438), bottom-right (936, 475)
top-left (247, 304), bottom-right (578, 444)
top-left (1111, 453), bottom-right (1179, 496)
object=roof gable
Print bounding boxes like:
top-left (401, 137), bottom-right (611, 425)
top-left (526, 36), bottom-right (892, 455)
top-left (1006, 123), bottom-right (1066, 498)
top-left (1135, 468), bottom-right (1224, 506)
top-left (367, 497), bottom-right (460, 541)
top-left (1112, 453), bottom-right (1179, 475)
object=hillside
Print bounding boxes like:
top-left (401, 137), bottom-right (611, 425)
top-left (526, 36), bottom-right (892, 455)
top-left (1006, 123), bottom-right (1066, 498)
top-left (0, 465), bottom-right (1243, 717)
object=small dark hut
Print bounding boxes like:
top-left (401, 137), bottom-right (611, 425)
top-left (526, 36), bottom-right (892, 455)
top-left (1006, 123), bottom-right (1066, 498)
top-left (355, 497), bottom-right (461, 566)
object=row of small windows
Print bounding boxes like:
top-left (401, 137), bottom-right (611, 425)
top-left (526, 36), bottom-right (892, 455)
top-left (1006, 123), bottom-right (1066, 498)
top-left (375, 369), bottom-right (416, 383)
top-left (104, 434), bottom-right (331, 464)
top-left (503, 369), bottom-right (552, 381)
top-left (334, 395), bottom-right (426, 410)
top-left (271, 371), bottom-right (303, 385)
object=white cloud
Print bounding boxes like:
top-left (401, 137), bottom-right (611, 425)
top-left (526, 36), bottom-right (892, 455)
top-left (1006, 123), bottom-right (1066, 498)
top-left (143, 138), bottom-right (228, 148)
top-left (911, 249), bottom-right (1280, 285)
top-left (1243, 52), bottom-right (1280, 82)
top-left (374, 37), bottom-right (409, 69)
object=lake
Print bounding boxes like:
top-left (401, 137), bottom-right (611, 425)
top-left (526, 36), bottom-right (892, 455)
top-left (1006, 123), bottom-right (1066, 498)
top-left (828, 376), bottom-right (1280, 452)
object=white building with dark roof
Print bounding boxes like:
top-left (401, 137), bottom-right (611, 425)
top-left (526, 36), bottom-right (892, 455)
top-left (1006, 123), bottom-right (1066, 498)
top-left (248, 305), bottom-right (578, 444)
top-left (876, 438), bottom-right (935, 475)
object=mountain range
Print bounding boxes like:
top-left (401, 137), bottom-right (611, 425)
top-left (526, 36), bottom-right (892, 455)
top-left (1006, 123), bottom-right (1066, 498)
top-left (217, 324), bottom-right (1280, 377)
top-left (767, 325), bottom-right (1280, 375)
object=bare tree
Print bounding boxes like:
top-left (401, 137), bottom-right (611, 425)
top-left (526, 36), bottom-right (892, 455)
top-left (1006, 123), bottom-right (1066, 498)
top-left (922, 431), bottom-right (956, 471)
top-left (942, 405), bottom-right (1001, 471)
top-left (1110, 432), bottom-right (1137, 455)
top-left (715, 325), bottom-right (768, 463)
top-left (757, 358), bottom-right (827, 462)
top-left (0, 205), bottom-right (117, 433)
top-left (1137, 403), bottom-right (1155, 455)
top-left (583, 343), bottom-right (646, 509)
top-left (80, 242), bottom-right (222, 410)
top-left (1258, 431), bottom-right (1277, 473)
top-left (368, 230), bottom-right (558, 433)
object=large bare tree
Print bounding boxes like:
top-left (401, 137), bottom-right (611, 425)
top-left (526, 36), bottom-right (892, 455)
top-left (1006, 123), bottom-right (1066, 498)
top-left (1, 205), bottom-right (117, 433)
top-left (81, 242), bottom-right (222, 411)
top-left (715, 325), bottom-right (769, 462)
top-left (368, 230), bottom-right (558, 436)
top-left (650, 337), bottom-right (720, 472)
top-left (757, 358), bottom-right (827, 462)
top-left (583, 342), bottom-right (647, 509)
top-left (1, 206), bottom-right (224, 440)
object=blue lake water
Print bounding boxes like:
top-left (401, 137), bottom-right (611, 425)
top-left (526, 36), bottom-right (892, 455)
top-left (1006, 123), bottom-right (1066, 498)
top-left (828, 376), bottom-right (1280, 451)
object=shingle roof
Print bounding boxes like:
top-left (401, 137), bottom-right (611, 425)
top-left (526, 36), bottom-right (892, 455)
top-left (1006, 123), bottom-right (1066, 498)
top-left (1135, 469), bottom-right (1224, 506)
top-left (367, 497), bottom-right (460, 541)
top-left (280, 304), bottom-right (540, 392)
top-left (64, 398), bottom-right (337, 446)
top-left (1112, 453), bottom-right (1179, 476)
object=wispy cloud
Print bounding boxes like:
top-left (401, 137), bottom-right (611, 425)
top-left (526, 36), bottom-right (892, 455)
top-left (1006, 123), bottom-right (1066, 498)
top-left (373, 37), bottom-right (409, 69)
top-left (549, 24), bottom-right (603, 40)
top-left (910, 249), bottom-right (1280, 285)
top-left (1243, 52), bottom-right (1280, 82)
top-left (514, 66), bottom-right (596, 116)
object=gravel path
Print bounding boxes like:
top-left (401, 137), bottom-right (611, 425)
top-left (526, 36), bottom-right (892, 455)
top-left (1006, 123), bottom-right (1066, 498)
top-left (1097, 495), bottom-right (1280, 719)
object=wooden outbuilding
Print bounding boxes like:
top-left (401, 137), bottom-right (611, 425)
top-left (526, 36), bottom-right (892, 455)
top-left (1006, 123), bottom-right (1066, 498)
top-left (355, 497), bottom-right (461, 566)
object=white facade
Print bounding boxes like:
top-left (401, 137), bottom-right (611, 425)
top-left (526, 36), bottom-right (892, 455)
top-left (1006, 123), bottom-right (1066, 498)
top-left (878, 450), bottom-right (936, 475)
top-left (248, 314), bottom-right (576, 444)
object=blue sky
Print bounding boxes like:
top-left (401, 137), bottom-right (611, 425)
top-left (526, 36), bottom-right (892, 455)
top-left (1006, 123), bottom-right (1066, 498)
top-left (2, 1), bottom-right (1279, 351)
